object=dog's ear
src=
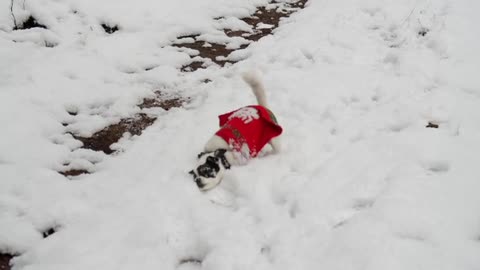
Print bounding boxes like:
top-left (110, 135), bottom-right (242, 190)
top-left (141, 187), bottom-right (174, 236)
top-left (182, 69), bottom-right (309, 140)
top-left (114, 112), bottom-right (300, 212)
top-left (197, 152), bottom-right (208, 159)
top-left (214, 149), bottom-right (227, 157)
top-left (189, 170), bottom-right (196, 177)
top-left (214, 149), bottom-right (231, 169)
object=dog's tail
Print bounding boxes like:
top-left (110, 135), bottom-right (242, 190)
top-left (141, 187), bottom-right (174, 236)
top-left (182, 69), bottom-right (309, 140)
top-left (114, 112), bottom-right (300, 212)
top-left (242, 71), bottom-right (268, 107)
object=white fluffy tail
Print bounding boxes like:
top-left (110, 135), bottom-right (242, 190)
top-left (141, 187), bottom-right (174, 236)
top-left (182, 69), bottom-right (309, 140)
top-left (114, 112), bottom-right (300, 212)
top-left (242, 71), bottom-right (268, 107)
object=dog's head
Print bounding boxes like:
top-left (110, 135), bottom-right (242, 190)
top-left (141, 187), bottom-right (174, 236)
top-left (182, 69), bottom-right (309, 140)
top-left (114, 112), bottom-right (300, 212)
top-left (189, 149), bottom-right (230, 191)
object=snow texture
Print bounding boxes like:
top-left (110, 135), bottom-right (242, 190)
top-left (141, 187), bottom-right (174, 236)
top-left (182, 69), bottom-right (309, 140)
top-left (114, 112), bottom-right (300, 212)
top-left (1, 0), bottom-right (480, 269)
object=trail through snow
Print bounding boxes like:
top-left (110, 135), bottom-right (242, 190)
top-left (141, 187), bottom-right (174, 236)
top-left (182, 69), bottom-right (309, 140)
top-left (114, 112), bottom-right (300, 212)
top-left (1, 0), bottom-right (480, 270)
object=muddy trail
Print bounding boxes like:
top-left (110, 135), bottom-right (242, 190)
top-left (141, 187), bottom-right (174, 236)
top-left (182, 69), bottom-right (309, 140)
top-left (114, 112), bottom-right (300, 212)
top-left (175, 0), bottom-right (307, 71)
top-left (0, 226), bottom-right (60, 270)
top-left (60, 92), bottom-right (187, 177)
top-left (58, 0), bottom-right (308, 178)
top-left (1, 2), bottom-right (308, 269)
top-left (0, 254), bottom-right (13, 270)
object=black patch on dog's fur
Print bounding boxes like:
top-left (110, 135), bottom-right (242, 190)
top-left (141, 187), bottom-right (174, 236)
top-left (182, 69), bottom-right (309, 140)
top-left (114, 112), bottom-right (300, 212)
top-left (190, 149), bottom-right (231, 189)
top-left (197, 151), bottom-right (209, 159)
top-left (197, 156), bottom-right (220, 178)
top-left (190, 155), bottom-right (221, 187)
top-left (197, 149), bottom-right (230, 169)
top-left (214, 149), bottom-right (230, 169)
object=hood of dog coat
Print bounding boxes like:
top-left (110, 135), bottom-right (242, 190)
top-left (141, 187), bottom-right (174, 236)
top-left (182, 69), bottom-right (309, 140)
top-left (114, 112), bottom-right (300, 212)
top-left (215, 105), bottom-right (282, 158)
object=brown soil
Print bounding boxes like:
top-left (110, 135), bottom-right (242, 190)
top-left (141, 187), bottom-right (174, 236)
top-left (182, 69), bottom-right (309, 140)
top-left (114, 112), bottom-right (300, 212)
top-left (418, 28), bottom-right (429, 37)
top-left (285, 0), bottom-right (308, 9)
top-left (177, 34), bottom-right (200, 40)
top-left (174, 0), bottom-right (307, 72)
top-left (0, 254), bottom-right (13, 270)
top-left (139, 91), bottom-right (187, 109)
top-left (73, 113), bottom-right (156, 154)
top-left (59, 93), bottom-right (187, 177)
top-left (57, 0), bottom-right (308, 176)
top-left (172, 36), bottom-right (237, 67)
top-left (42, 227), bottom-right (57, 238)
top-left (179, 258), bottom-right (202, 265)
top-left (224, 30), bottom-right (250, 38)
top-left (69, 93), bottom-right (187, 155)
top-left (14, 16), bottom-right (47, 30)
top-left (59, 169), bottom-right (90, 177)
top-left (181, 61), bottom-right (206, 72)
top-left (67, 110), bottom-right (78, 116)
top-left (101, 23), bottom-right (119, 34)
top-left (426, 122), bottom-right (439, 128)
top-left (234, 0), bottom-right (308, 41)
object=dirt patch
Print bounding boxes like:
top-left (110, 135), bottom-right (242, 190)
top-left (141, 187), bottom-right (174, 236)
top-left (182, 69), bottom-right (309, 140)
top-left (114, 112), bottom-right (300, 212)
top-left (13, 15), bottom-right (47, 30)
top-left (224, 30), bottom-right (250, 38)
top-left (172, 36), bottom-right (239, 69)
top-left (181, 61), bottom-right (208, 72)
top-left (235, 0), bottom-right (308, 36)
top-left (238, 7), bottom-right (287, 40)
top-left (286, 0), bottom-right (308, 9)
top-left (58, 93), bottom-right (187, 177)
top-left (59, 169), bottom-right (90, 177)
top-left (174, 0), bottom-right (308, 72)
top-left (139, 91), bottom-right (188, 109)
top-left (73, 113), bottom-right (156, 154)
top-left (67, 110), bottom-right (78, 116)
top-left (68, 93), bottom-right (187, 155)
top-left (178, 258), bottom-right (202, 266)
top-left (101, 23), bottom-right (119, 34)
top-left (418, 27), bottom-right (429, 37)
top-left (42, 227), bottom-right (57, 238)
top-left (57, 0), bottom-right (308, 175)
top-left (0, 254), bottom-right (13, 270)
top-left (232, 0), bottom-right (308, 41)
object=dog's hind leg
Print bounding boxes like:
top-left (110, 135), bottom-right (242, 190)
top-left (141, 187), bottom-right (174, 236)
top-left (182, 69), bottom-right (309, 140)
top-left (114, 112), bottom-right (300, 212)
top-left (269, 136), bottom-right (281, 154)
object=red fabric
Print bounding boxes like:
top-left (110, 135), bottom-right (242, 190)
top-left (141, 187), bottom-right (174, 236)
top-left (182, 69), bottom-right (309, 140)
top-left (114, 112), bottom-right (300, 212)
top-left (215, 105), bottom-right (283, 158)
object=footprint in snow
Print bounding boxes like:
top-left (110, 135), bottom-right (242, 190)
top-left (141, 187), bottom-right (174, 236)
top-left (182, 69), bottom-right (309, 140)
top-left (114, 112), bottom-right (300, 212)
top-left (203, 185), bottom-right (237, 209)
top-left (352, 197), bottom-right (376, 211)
top-left (177, 258), bottom-right (202, 270)
top-left (332, 197), bottom-right (377, 228)
top-left (422, 159), bottom-right (450, 174)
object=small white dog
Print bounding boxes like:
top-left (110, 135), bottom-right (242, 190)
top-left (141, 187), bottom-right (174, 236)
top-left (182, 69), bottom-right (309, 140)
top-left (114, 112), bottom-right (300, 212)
top-left (189, 72), bottom-right (283, 191)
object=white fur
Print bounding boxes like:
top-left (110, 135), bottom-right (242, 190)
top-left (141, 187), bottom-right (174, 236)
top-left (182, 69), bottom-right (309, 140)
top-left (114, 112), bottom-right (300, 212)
top-left (242, 71), bottom-right (268, 107)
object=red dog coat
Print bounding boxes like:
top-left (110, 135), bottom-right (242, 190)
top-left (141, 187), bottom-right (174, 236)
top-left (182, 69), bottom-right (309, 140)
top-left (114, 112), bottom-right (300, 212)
top-left (215, 105), bottom-right (283, 158)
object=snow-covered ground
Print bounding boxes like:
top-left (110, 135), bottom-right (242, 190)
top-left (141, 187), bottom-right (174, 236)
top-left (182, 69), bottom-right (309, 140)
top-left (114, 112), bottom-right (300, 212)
top-left (1, 0), bottom-right (480, 269)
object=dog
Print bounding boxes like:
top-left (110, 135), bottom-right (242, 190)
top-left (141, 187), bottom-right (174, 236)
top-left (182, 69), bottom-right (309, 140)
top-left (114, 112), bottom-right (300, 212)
top-left (189, 72), bottom-right (283, 191)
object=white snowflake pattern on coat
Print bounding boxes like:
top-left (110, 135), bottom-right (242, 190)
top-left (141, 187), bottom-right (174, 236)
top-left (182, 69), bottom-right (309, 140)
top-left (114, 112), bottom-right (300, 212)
top-left (228, 107), bottom-right (259, 124)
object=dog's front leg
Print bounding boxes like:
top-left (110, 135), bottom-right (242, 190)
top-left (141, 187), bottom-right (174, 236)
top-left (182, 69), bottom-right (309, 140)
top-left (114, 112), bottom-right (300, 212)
top-left (204, 135), bottom-right (246, 166)
top-left (224, 151), bottom-right (249, 166)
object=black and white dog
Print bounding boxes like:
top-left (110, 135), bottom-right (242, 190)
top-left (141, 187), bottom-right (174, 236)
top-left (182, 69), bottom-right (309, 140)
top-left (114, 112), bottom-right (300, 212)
top-left (190, 72), bottom-right (283, 191)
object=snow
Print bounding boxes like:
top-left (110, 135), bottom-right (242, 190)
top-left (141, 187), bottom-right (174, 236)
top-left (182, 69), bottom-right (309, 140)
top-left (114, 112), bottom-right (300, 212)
top-left (1, 0), bottom-right (480, 269)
